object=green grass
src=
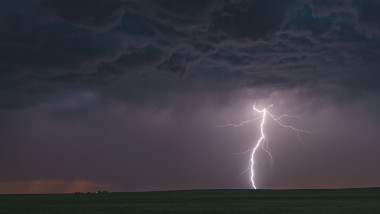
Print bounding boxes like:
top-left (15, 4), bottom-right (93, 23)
top-left (1, 188), bottom-right (380, 213)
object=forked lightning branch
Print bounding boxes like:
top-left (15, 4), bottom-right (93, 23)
top-left (214, 104), bottom-right (312, 189)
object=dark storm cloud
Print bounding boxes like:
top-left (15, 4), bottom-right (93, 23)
top-left (0, 1), bottom-right (122, 87)
top-left (211, 0), bottom-right (296, 40)
top-left (38, 0), bottom-right (126, 30)
top-left (1, 0), bottom-right (380, 193)
top-left (2, 0), bottom-right (380, 105)
top-left (154, 0), bottom-right (215, 25)
top-left (283, 5), bottom-right (335, 37)
top-left (101, 45), bottom-right (162, 70)
top-left (352, 0), bottom-right (380, 29)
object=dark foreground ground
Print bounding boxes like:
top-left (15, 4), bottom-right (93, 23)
top-left (1, 188), bottom-right (380, 214)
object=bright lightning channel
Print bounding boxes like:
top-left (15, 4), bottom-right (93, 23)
top-left (250, 105), bottom-right (267, 189)
top-left (214, 104), bottom-right (312, 190)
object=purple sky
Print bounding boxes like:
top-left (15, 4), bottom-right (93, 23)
top-left (1, 0), bottom-right (380, 193)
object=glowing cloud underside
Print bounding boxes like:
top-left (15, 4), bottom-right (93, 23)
top-left (214, 104), bottom-right (312, 189)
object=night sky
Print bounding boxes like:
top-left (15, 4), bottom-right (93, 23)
top-left (1, 0), bottom-right (380, 194)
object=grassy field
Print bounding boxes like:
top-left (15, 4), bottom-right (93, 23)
top-left (1, 188), bottom-right (380, 214)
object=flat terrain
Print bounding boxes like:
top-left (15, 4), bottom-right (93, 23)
top-left (1, 188), bottom-right (380, 214)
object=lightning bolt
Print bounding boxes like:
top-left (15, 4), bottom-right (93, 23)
top-left (213, 104), bottom-right (312, 189)
top-left (250, 105), bottom-right (267, 189)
